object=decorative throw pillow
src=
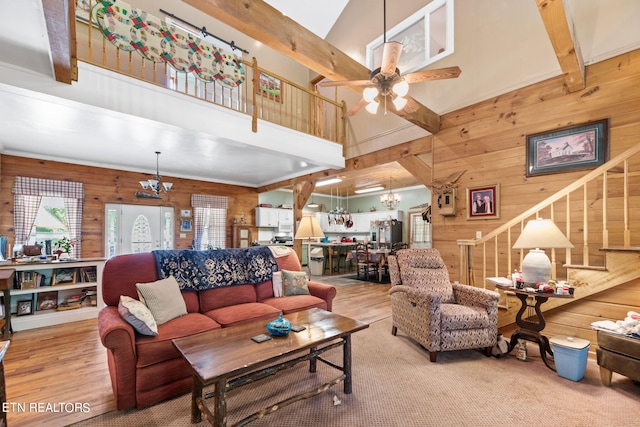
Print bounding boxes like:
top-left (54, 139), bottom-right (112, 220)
top-left (118, 295), bottom-right (158, 336)
top-left (136, 276), bottom-right (187, 325)
top-left (272, 271), bottom-right (283, 297)
top-left (281, 270), bottom-right (310, 296)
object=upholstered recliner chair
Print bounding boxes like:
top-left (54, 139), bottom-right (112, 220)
top-left (388, 248), bottom-right (499, 362)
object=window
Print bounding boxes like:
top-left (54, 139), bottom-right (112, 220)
top-left (366, 0), bottom-right (454, 74)
top-left (192, 194), bottom-right (229, 250)
top-left (12, 177), bottom-right (84, 258)
top-left (30, 197), bottom-right (70, 255)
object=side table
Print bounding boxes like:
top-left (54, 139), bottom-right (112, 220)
top-left (496, 284), bottom-right (573, 370)
top-left (0, 270), bottom-right (14, 341)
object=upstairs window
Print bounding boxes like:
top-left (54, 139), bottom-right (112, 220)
top-left (366, 0), bottom-right (454, 74)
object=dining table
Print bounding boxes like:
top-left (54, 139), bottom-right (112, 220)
top-left (348, 248), bottom-right (391, 282)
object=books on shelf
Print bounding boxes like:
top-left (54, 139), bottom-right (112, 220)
top-left (15, 271), bottom-right (47, 289)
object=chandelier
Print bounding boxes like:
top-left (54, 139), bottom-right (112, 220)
top-left (380, 177), bottom-right (401, 210)
top-left (135, 151), bottom-right (173, 199)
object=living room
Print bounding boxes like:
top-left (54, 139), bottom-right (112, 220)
top-left (1, 0), bottom-right (639, 425)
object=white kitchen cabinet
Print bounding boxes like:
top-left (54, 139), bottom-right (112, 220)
top-left (278, 209), bottom-right (293, 224)
top-left (255, 208), bottom-right (279, 227)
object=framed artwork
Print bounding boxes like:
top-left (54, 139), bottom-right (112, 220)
top-left (256, 71), bottom-right (282, 102)
top-left (17, 299), bottom-right (33, 316)
top-left (467, 184), bottom-right (500, 220)
top-left (180, 209), bottom-right (192, 218)
top-left (52, 268), bottom-right (77, 285)
top-left (37, 291), bottom-right (58, 311)
top-left (180, 219), bottom-right (193, 232)
top-left (526, 119), bottom-right (609, 177)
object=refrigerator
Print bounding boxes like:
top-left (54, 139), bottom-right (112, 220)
top-left (371, 221), bottom-right (402, 248)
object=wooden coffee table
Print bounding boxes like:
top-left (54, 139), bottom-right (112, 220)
top-left (172, 308), bottom-right (369, 426)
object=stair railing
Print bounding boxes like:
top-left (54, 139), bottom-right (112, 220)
top-left (458, 143), bottom-right (640, 287)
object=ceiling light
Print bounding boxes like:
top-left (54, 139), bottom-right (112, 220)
top-left (135, 151), bottom-right (173, 199)
top-left (316, 177), bottom-right (343, 187)
top-left (365, 100), bottom-right (379, 114)
top-left (355, 186), bottom-right (385, 194)
top-left (393, 80), bottom-right (409, 97)
top-left (380, 176), bottom-right (401, 209)
top-left (393, 96), bottom-right (407, 110)
top-left (363, 87), bottom-right (379, 103)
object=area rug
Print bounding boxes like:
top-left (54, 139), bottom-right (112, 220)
top-left (71, 317), bottom-right (639, 427)
top-left (342, 274), bottom-right (390, 284)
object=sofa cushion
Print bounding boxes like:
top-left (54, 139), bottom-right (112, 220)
top-left (440, 304), bottom-right (490, 331)
top-left (281, 270), bottom-right (310, 296)
top-left (136, 276), bottom-right (188, 325)
top-left (199, 284), bottom-right (258, 312)
top-left (272, 272), bottom-right (283, 297)
top-left (262, 295), bottom-right (327, 314)
top-left (118, 296), bottom-right (158, 336)
top-left (204, 302), bottom-right (280, 327)
top-left (135, 313), bottom-right (221, 368)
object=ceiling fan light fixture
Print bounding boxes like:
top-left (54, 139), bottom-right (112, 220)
top-left (392, 80), bottom-right (409, 97)
top-left (393, 96), bottom-right (408, 110)
top-left (363, 87), bottom-right (379, 102)
top-left (365, 100), bottom-right (380, 114)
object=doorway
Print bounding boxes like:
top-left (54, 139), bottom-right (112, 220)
top-left (105, 204), bottom-right (174, 257)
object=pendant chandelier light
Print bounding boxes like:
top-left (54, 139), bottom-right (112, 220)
top-left (135, 151), bottom-right (173, 199)
top-left (380, 176), bottom-right (401, 209)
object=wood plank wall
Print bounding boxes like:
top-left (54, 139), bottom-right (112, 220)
top-left (0, 155), bottom-right (259, 257)
top-left (431, 49), bottom-right (640, 331)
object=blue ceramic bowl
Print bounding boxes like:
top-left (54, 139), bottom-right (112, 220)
top-left (266, 313), bottom-right (291, 337)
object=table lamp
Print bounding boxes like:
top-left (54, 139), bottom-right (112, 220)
top-left (294, 215), bottom-right (325, 275)
top-left (512, 218), bottom-right (573, 284)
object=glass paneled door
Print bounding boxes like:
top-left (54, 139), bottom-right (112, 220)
top-left (105, 204), bottom-right (174, 257)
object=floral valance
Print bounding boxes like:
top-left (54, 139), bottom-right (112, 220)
top-left (80, 0), bottom-right (245, 88)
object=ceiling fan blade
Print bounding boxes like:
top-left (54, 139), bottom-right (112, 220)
top-left (380, 41), bottom-right (403, 76)
top-left (402, 66), bottom-right (462, 84)
top-left (318, 79), bottom-right (374, 88)
top-left (346, 98), bottom-right (368, 117)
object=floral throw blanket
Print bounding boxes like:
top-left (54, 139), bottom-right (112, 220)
top-left (152, 247), bottom-right (278, 291)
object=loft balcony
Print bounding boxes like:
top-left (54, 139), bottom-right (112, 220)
top-left (0, 1), bottom-right (346, 188)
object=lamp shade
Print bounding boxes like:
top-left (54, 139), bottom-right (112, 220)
top-left (513, 218), bottom-right (573, 284)
top-left (295, 216), bottom-right (325, 239)
top-left (512, 218), bottom-right (574, 249)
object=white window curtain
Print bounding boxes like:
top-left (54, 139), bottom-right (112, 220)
top-left (191, 194), bottom-right (228, 250)
top-left (12, 177), bottom-right (84, 257)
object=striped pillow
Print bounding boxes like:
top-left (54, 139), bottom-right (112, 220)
top-left (136, 276), bottom-right (187, 325)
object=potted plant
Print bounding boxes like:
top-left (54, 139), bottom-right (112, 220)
top-left (55, 237), bottom-right (75, 260)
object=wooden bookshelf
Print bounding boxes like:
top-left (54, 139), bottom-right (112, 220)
top-left (0, 258), bottom-right (105, 331)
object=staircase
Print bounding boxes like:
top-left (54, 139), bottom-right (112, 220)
top-left (457, 143), bottom-right (640, 329)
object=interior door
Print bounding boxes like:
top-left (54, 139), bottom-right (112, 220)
top-left (105, 204), bottom-right (174, 257)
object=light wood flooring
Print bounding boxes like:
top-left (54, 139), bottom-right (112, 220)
top-left (3, 276), bottom-right (391, 427)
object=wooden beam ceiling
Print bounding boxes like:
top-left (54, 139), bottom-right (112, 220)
top-left (259, 136), bottom-right (434, 194)
top-left (183, 0), bottom-right (441, 133)
top-left (42, 0), bottom-right (77, 84)
top-left (536, 0), bottom-right (585, 92)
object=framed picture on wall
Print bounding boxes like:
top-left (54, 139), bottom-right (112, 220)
top-left (180, 219), bottom-right (192, 232)
top-left (466, 184), bottom-right (500, 220)
top-left (180, 209), bottom-right (191, 218)
top-left (256, 71), bottom-right (283, 103)
top-left (525, 119), bottom-right (609, 177)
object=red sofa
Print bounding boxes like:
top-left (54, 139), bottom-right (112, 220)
top-left (98, 249), bottom-right (336, 410)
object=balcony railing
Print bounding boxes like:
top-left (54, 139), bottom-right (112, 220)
top-left (74, 3), bottom-right (345, 148)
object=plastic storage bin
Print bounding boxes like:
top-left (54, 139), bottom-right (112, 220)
top-left (309, 248), bottom-right (325, 276)
top-left (550, 336), bottom-right (591, 381)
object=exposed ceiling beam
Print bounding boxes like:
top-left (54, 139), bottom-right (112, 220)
top-left (536, 0), bottom-right (585, 92)
top-left (183, 0), bottom-right (441, 133)
top-left (258, 135), bottom-right (433, 193)
top-left (397, 156), bottom-right (432, 187)
top-left (42, 0), bottom-right (77, 84)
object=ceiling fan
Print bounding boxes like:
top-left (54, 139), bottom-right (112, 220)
top-left (320, 0), bottom-right (461, 117)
